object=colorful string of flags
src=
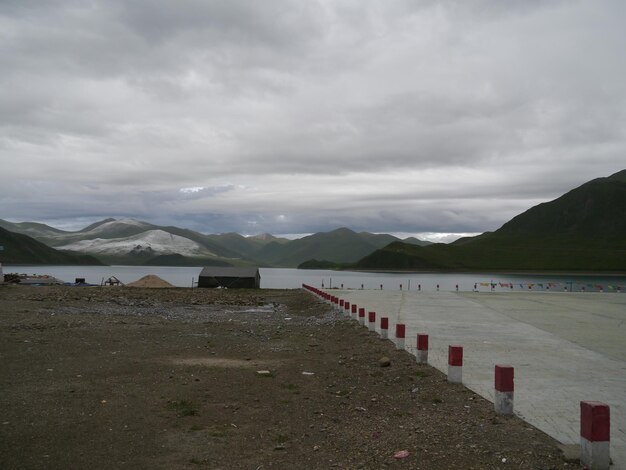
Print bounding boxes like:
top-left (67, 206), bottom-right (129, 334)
top-left (477, 281), bottom-right (623, 292)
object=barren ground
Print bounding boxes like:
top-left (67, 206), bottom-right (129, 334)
top-left (0, 285), bottom-right (577, 469)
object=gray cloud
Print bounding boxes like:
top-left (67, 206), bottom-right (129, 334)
top-left (1, 1), bottom-right (625, 237)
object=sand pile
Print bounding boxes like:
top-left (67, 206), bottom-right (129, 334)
top-left (126, 274), bottom-right (174, 288)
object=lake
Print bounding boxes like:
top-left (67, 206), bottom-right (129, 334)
top-left (2, 265), bottom-right (625, 292)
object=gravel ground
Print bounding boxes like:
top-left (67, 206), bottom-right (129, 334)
top-left (0, 285), bottom-right (579, 469)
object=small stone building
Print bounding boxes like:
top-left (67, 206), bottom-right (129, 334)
top-left (197, 267), bottom-right (261, 289)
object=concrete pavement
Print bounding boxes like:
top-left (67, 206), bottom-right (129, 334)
top-left (325, 289), bottom-right (626, 469)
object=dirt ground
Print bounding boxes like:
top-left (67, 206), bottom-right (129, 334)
top-left (0, 285), bottom-right (578, 469)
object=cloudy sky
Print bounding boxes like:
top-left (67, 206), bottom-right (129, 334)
top-left (1, 1), bottom-right (624, 241)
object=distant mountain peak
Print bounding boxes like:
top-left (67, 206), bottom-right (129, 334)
top-left (330, 227), bottom-right (356, 234)
top-left (80, 218), bottom-right (116, 232)
top-left (250, 233), bottom-right (277, 241)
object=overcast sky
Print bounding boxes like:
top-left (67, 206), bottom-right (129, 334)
top-left (1, 1), bottom-right (624, 241)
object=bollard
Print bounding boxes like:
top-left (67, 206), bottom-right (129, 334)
top-left (358, 307), bottom-right (365, 326)
top-left (447, 345), bottom-right (463, 383)
top-left (416, 334), bottom-right (429, 364)
top-left (494, 365), bottom-right (514, 415)
top-left (367, 311), bottom-right (376, 332)
top-left (380, 317), bottom-right (389, 339)
top-left (580, 401), bottom-right (610, 469)
top-left (344, 301), bottom-right (350, 317)
top-left (351, 304), bottom-right (357, 320)
top-left (394, 324), bottom-right (405, 350)
top-left (339, 299), bottom-right (344, 310)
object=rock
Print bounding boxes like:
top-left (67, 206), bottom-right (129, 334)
top-left (379, 357), bottom-right (391, 367)
top-left (393, 450), bottom-right (409, 459)
top-left (557, 443), bottom-right (580, 463)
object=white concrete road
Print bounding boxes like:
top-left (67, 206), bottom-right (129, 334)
top-left (325, 289), bottom-right (626, 469)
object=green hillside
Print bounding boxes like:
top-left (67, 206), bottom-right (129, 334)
top-left (355, 238), bottom-right (626, 272)
top-left (495, 169), bottom-right (626, 239)
top-left (0, 219), bottom-right (67, 240)
top-left (204, 232), bottom-right (286, 260)
top-left (355, 170), bottom-right (626, 272)
top-left (255, 228), bottom-right (401, 267)
top-left (402, 237), bottom-right (432, 247)
top-left (0, 227), bottom-right (103, 265)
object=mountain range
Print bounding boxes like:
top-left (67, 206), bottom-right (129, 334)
top-left (1, 169), bottom-right (624, 271)
top-left (0, 218), bottom-right (429, 267)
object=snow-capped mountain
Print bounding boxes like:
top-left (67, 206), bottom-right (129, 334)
top-left (56, 229), bottom-right (215, 258)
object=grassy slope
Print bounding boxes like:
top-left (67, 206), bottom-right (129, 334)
top-left (355, 170), bottom-right (626, 272)
top-left (255, 228), bottom-right (400, 267)
top-left (0, 227), bottom-right (104, 265)
top-left (356, 238), bottom-right (626, 272)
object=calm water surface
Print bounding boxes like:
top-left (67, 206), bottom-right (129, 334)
top-left (2, 265), bottom-right (625, 292)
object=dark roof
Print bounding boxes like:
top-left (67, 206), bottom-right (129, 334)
top-left (199, 267), bottom-right (260, 278)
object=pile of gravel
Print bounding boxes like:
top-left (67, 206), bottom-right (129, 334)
top-left (126, 274), bottom-right (174, 288)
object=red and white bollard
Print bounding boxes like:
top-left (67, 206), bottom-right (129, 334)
top-left (367, 311), bottom-right (376, 332)
top-left (358, 307), bottom-right (365, 326)
top-left (344, 301), bottom-right (350, 317)
top-left (380, 317), bottom-right (389, 339)
top-left (448, 345), bottom-right (463, 383)
top-left (416, 334), bottom-right (428, 364)
top-left (494, 365), bottom-right (514, 415)
top-left (351, 304), bottom-right (357, 320)
top-left (395, 324), bottom-right (406, 350)
top-left (580, 401), bottom-right (610, 469)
